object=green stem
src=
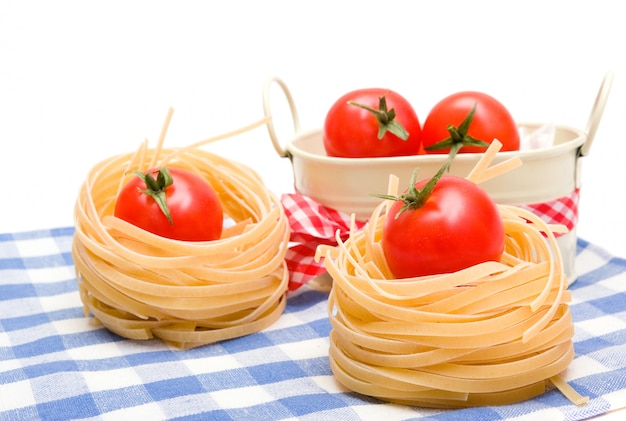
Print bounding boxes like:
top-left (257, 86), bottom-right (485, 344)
top-left (424, 104), bottom-right (490, 159)
top-left (348, 95), bottom-right (409, 141)
top-left (133, 167), bottom-right (174, 225)
top-left (372, 160), bottom-right (449, 219)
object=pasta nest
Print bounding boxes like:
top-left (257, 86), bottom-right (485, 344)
top-left (315, 140), bottom-right (587, 407)
top-left (72, 144), bottom-right (289, 349)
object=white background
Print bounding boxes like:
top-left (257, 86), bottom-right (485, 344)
top-left (1, 0), bottom-right (625, 257)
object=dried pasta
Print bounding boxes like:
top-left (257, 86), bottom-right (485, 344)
top-left (72, 110), bottom-right (289, 349)
top-left (316, 141), bottom-right (586, 407)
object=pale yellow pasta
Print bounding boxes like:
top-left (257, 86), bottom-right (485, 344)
top-left (316, 140), bottom-right (586, 407)
top-left (72, 111), bottom-right (289, 349)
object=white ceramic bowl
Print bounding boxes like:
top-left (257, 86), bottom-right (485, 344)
top-left (263, 73), bottom-right (613, 284)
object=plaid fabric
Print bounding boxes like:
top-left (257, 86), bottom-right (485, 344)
top-left (1, 227), bottom-right (626, 420)
top-left (282, 193), bottom-right (366, 291)
top-left (523, 188), bottom-right (580, 233)
top-left (282, 190), bottom-right (581, 290)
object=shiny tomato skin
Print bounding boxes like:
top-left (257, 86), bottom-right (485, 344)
top-left (382, 176), bottom-right (504, 278)
top-left (323, 88), bottom-right (422, 158)
top-left (422, 91), bottom-right (520, 153)
top-left (114, 167), bottom-right (223, 241)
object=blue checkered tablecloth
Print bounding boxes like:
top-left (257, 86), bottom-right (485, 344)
top-left (1, 227), bottom-right (625, 420)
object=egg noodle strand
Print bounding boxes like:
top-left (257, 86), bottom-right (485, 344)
top-left (72, 111), bottom-right (289, 349)
top-left (315, 140), bottom-right (588, 407)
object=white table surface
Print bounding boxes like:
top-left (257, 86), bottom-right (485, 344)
top-left (1, 2), bottom-right (625, 419)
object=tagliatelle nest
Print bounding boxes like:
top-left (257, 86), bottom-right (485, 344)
top-left (315, 141), bottom-right (588, 408)
top-left (72, 110), bottom-right (289, 349)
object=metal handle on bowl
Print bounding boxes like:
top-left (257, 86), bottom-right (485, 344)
top-left (579, 71), bottom-right (614, 157)
top-left (262, 76), bottom-right (301, 158)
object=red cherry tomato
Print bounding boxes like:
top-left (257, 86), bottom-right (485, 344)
top-left (422, 91), bottom-right (520, 154)
top-left (114, 167), bottom-right (223, 241)
top-left (382, 176), bottom-right (504, 278)
top-left (323, 89), bottom-right (422, 158)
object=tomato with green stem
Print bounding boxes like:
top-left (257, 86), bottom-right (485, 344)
top-left (323, 88), bottom-right (422, 158)
top-left (422, 91), bottom-right (520, 154)
top-left (114, 167), bottom-right (223, 241)
top-left (375, 153), bottom-right (504, 279)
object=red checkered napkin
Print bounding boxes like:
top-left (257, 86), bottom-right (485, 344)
top-left (282, 189), bottom-right (580, 291)
top-left (281, 193), bottom-right (366, 291)
top-left (522, 188), bottom-right (580, 233)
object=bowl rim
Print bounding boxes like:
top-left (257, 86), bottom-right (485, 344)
top-left (285, 123), bottom-right (586, 166)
